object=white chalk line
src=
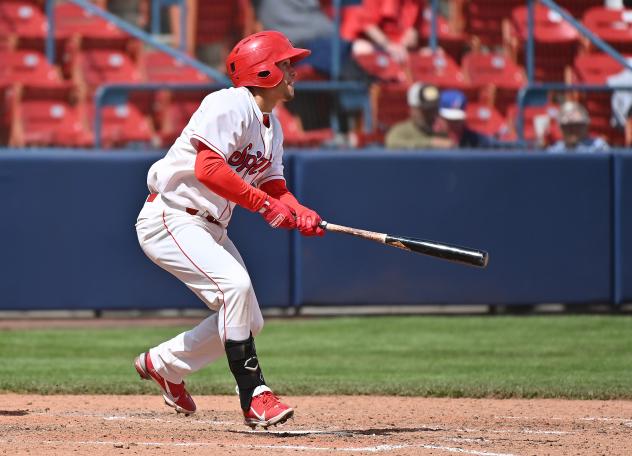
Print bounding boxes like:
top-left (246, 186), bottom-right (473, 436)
top-left (10, 439), bottom-right (516, 456)
top-left (29, 411), bottom-right (236, 426)
top-left (497, 415), bottom-right (632, 424)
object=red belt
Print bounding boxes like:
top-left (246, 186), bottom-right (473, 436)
top-left (147, 193), bottom-right (220, 225)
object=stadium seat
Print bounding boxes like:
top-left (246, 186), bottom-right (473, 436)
top-left (572, 52), bottom-right (631, 84)
top-left (583, 7), bottom-right (632, 54)
top-left (10, 89), bottom-right (91, 147)
top-left (408, 49), bottom-right (471, 92)
top-left (465, 103), bottom-right (509, 138)
top-left (506, 4), bottom-right (579, 81)
top-left (571, 53), bottom-right (628, 146)
top-left (462, 51), bottom-right (527, 115)
top-left (0, 83), bottom-right (12, 145)
top-left (506, 103), bottom-right (562, 144)
top-left (143, 51), bottom-right (211, 83)
top-left (1, 50), bottom-right (65, 87)
top-left (462, 0), bottom-right (524, 47)
top-left (87, 101), bottom-right (155, 148)
top-left (554, 0), bottom-right (602, 21)
top-left (55, 3), bottom-right (127, 42)
top-left (373, 83), bottom-right (409, 131)
top-left (0, 1), bottom-right (47, 47)
top-left (74, 49), bottom-right (142, 93)
top-left (353, 51), bottom-right (407, 83)
top-left (155, 90), bottom-right (207, 146)
top-left (274, 103), bottom-right (333, 148)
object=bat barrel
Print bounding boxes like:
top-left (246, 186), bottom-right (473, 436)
top-left (385, 235), bottom-right (489, 268)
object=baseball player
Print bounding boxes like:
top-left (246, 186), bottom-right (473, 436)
top-left (134, 30), bottom-right (324, 429)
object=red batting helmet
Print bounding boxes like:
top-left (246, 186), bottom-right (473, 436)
top-left (226, 31), bottom-right (311, 88)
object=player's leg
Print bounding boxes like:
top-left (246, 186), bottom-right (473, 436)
top-left (220, 238), bottom-right (293, 429)
top-left (135, 206), bottom-right (253, 413)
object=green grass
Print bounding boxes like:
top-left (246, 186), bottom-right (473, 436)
top-left (1, 315), bottom-right (632, 399)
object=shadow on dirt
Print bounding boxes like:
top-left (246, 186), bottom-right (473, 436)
top-left (229, 426), bottom-right (443, 438)
top-left (0, 410), bottom-right (29, 416)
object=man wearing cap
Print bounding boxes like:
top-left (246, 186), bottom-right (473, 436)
top-left (547, 101), bottom-right (609, 153)
top-left (437, 89), bottom-right (496, 148)
top-left (385, 82), bottom-right (451, 149)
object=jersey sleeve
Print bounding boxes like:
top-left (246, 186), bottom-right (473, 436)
top-left (190, 90), bottom-right (251, 159)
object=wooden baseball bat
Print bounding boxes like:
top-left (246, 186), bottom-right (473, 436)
top-left (318, 221), bottom-right (489, 268)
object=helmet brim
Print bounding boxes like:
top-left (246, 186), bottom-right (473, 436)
top-left (276, 47), bottom-right (311, 65)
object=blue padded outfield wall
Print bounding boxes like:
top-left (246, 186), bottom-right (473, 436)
top-left (615, 152), bottom-right (632, 304)
top-left (291, 152), bottom-right (612, 306)
top-left (0, 150), bottom-right (290, 310)
top-left (0, 149), bottom-right (627, 310)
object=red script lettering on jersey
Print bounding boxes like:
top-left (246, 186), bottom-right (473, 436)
top-left (227, 143), bottom-right (272, 176)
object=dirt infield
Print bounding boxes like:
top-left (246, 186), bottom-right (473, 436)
top-left (1, 394), bottom-right (632, 455)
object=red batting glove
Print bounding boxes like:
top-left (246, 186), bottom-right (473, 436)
top-left (259, 197), bottom-right (297, 229)
top-left (294, 205), bottom-right (325, 237)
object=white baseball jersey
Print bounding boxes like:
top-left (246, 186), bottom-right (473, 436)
top-left (146, 86), bottom-right (285, 226)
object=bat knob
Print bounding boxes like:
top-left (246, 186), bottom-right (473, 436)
top-left (318, 220), bottom-right (328, 229)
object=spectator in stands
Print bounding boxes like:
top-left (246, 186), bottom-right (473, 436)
top-left (547, 101), bottom-right (609, 153)
top-left (253, 0), bottom-right (358, 80)
top-left (436, 90), bottom-right (496, 148)
top-left (346, 0), bottom-right (421, 63)
top-left (385, 82), bottom-right (451, 149)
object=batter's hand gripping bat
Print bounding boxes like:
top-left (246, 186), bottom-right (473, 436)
top-left (318, 221), bottom-right (489, 268)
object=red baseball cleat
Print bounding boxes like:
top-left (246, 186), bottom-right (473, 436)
top-left (134, 352), bottom-right (196, 415)
top-left (243, 386), bottom-right (294, 429)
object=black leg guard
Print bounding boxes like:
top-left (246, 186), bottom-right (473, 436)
top-left (225, 333), bottom-right (266, 411)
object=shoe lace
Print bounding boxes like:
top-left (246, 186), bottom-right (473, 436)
top-left (259, 391), bottom-right (280, 407)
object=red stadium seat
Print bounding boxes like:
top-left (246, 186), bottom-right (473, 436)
top-left (0, 83), bottom-right (12, 145)
top-left (143, 51), bottom-right (211, 83)
top-left (464, 0), bottom-right (524, 47)
top-left (76, 49), bottom-right (142, 92)
top-left (274, 103), bottom-right (333, 147)
top-left (155, 90), bottom-right (207, 146)
top-left (87, 101), bottom-right (155, 148)
top-left (466, 103), bottom-right (509, 138)
top-left (462, 51), bottom-right (527, 115)
top-left (583, 7), bottom-right (632, 54)
top-left (572, 53), bottom-right (628, 146)
top-left (0, 2), bottom-right (47, 41)
top-left (353, 51), bottom-right (407, 83)
top-left (573, 52), bottom-right (631, 84)
top-left (408, 49), bottom-right (471, 91)
top-left (55, 3), bottom-right (127, 41)
top-left (507, 4), bottom-right (580, 81)
top-left (373, 83), bottom-right (409, 131)
top-left (12, 98), bottom-right (90, 147)
top-left (294, 64), bottom-right (328, 82)
top-left (554, 0), bottom-right (602, 21)
top-left (506, 103), bottom-right (562, 143)
top-left (1, 50), bottom-right (65, 87)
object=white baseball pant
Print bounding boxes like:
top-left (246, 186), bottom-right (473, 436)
top-left (135, 194), bottom-right (264, 384)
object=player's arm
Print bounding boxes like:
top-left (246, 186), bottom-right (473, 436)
top-left (194, 148), bottom-right (296, 229)
top-left (260, 179), bottom-right (324, 237)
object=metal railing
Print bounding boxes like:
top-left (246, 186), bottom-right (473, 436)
top-left (517, 0), bottom-right (632, 143)
top-left (45, 0), bottom-right (229, 84)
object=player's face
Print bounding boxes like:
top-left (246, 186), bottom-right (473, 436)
top-left (275, 59), bottom-right (296, 101)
